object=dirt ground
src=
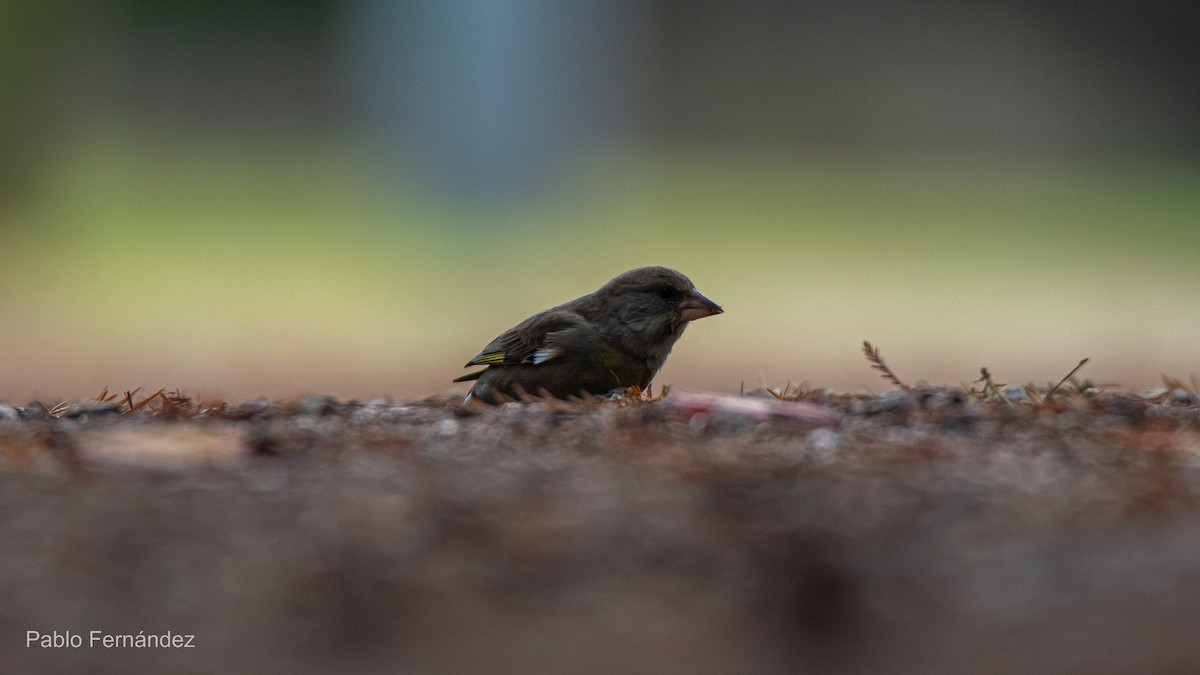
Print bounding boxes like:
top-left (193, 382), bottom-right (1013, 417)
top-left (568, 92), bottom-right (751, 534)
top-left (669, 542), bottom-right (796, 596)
top-left (2, 385), bottom-right (1200, 674)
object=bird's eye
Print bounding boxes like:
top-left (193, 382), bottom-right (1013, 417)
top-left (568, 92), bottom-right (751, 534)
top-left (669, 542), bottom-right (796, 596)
top-left (657, 286), bottom-right (681, 302)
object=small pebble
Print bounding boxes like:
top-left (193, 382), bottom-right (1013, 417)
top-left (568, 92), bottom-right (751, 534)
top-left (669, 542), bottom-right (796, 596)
top-left (436, 419), bottom-right (460, 437)
top-left (1170, 388), bottom-right (1198, 405)
top-left (294, 395), bottom-right (340, 417)
top-left (1005, 387), bottom-right (1030, 403)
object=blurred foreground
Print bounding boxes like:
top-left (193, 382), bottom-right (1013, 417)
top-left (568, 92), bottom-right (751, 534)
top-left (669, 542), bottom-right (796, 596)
top-left (3, 386), bottom-right (1200, 673)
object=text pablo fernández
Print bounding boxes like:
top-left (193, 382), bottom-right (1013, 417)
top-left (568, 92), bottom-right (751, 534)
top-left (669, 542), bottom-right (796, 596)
top-left (27, 630), bottom-right (196, 649)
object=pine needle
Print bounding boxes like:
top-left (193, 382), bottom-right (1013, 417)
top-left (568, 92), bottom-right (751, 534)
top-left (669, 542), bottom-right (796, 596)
top-left (1047, 358), bottom-right (1089, 400)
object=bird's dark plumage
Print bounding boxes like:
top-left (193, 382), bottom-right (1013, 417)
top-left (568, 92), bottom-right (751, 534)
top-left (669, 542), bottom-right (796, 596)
top-left (456, 267), bottom-right (722, 404)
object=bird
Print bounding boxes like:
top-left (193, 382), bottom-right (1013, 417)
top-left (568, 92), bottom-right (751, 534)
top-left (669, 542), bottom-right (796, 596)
top-left (455, 266), bottom-right (722, 404)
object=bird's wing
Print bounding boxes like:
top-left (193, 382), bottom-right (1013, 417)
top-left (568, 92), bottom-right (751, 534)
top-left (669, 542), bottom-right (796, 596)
top-left (463, 310), bottom-right (589, 367)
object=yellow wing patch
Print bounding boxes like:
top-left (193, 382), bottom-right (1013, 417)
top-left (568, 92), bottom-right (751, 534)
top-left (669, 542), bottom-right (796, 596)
top-left (474, 352), bottom-right (506, 365)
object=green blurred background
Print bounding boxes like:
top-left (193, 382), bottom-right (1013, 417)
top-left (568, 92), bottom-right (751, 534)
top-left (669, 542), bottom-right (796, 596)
top-left (1, 1), bottom-right (1197, 402)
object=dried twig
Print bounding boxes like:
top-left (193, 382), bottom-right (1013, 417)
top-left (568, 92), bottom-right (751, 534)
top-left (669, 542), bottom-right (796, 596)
top-left (767, 381), bottom-right (793, 400)
top-left (1046, 358), bottom-right (1089, 400)
top-left (133, 388), bottom-right (167, 413)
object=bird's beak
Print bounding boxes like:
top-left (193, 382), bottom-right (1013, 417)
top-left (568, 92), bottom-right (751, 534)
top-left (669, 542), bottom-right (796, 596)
top-left (679, 290), bottom-right (723, 322)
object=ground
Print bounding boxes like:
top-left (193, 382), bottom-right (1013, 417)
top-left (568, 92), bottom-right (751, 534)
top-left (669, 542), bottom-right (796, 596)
top-left (2, 384), bottom-right (1200, 674)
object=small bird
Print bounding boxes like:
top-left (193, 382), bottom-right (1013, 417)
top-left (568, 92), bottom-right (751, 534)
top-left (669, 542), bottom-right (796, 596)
top-left (455, 267), bottom-right (723, 404)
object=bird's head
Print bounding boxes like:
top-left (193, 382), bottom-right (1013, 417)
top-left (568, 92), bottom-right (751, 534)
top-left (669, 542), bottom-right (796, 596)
top-left (596, 267), bottom-right (723, 342)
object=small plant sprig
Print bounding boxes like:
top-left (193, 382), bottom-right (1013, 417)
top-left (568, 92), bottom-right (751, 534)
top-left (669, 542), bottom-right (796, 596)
top-left (862, 341), bottom-right (910, 391)
top-left (974, 367), bottom-right (1012, 405)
